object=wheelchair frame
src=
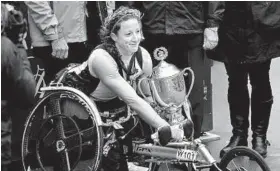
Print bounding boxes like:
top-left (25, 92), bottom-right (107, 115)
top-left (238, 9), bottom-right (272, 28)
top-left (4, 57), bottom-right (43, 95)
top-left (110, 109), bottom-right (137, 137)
top-left (21, 85), bottom-right (271, 171)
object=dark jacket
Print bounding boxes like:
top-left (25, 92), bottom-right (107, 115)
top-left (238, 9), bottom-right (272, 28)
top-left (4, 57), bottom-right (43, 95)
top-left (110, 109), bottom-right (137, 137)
top-left (208, 2), bottom-right (280, 64)
top-left (1, 36), bottom-right (36, 110)
top-left (133, 1), bottom-right (225, 35)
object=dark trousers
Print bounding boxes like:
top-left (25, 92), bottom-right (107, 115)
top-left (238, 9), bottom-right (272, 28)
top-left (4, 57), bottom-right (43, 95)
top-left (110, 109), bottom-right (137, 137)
top-left (1, 107), bottom-right (31, 171)
top-left (141, 33), bottom-right (205, 138)
top-left (33, 42), bottom-right (89, 84)
top-left (225, 60), bottom-right (273, 136)
top-left (10, 108), bottom-right (29, 160)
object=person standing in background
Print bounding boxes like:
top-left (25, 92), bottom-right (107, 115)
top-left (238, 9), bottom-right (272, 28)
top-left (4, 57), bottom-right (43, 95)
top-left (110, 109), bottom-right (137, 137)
top-left (207, 2), bottom-right (280, 158)
top-left (1, 3), bottom-right (36, 171)
top-left (25, 1), bottom-right (88, 84)
top-left (86, 1), bottom-right (126, 50)
top-left (132, 1), bottom-right (225, 139)
top-left (86, 1), bottom-right (108, 51)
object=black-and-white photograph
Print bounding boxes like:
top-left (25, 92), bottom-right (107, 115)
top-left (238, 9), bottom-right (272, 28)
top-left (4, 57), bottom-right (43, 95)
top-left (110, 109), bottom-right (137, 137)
top-left (1, 1), bottom-right (280, 171)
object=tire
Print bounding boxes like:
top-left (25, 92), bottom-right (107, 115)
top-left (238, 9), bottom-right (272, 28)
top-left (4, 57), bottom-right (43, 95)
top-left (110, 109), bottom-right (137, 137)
top-left (22, 90), bottom-right (104, 171)
top-left (219, 146), bottom-right (271, 171)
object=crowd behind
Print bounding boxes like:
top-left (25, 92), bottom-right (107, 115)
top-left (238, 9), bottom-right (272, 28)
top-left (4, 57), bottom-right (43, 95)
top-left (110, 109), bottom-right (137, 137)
top-left (1, 1), bottom-right (280, 171)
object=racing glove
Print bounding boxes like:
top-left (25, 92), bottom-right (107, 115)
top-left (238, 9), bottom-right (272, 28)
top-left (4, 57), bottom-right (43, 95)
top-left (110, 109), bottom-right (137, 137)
top-left (151, 120), bottom-right (194, 146)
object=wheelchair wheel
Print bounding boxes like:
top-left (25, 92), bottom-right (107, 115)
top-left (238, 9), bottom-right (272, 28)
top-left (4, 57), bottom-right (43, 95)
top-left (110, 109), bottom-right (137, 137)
top-left (219, 146), bottom-right (271, 171)
top-left (22, 90), bottom-right (104, 171)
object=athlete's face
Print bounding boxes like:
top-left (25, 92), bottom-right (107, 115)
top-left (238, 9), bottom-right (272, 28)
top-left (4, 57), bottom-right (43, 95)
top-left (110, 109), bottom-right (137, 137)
top-left (111, 18), bottom-right (142, 56)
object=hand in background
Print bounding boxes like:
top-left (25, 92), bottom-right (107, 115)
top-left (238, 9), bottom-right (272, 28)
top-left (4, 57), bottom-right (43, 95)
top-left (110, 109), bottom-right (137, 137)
top-left (203, 27), bottom-right (219, 50)
top-left (51, 37), bottom-right (69, 59)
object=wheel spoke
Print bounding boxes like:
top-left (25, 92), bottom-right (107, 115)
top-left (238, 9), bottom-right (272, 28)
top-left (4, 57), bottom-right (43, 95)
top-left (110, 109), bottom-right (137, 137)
top-left (54, 117), bottom-right (66, 139)
top-left (41, 128), bottom-right (57, 147)
top-left (80, 127), bottom-right (96, 142)
top-left (58, 150), bottom-right (71, 171)
top-left (65, 127), bottom-right (96, 151)
top-left (64, 133), bottom-right (81, 151)
top-left (229, 158), bottom-right (243, 171)
top-left (221, 147), bottom-right (270, 171)
top-left (227, 156), bottom-right (264, 171)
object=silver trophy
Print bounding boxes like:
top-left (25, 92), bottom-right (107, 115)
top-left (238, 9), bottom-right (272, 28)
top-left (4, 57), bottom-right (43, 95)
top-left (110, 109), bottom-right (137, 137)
top-left (138, 47), bottom-right (194, 125)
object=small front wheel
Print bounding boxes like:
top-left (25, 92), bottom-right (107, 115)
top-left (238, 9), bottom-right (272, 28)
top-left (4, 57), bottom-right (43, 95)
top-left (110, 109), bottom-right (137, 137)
top-left (219, 146), bottom-right (270, 171)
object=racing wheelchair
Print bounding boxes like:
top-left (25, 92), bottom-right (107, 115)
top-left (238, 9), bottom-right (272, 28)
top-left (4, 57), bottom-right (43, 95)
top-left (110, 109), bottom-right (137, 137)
top-left (21, 69), bottom-right (271, 171)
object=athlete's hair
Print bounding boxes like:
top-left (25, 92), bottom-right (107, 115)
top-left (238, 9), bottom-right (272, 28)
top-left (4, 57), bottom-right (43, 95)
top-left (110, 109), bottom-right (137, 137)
top-left (99, 6), bottom-right (142, 44)
top-left (98, 6), bottom-right (143, 61)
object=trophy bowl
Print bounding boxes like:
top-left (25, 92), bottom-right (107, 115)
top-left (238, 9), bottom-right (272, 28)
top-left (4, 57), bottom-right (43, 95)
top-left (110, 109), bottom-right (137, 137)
top-left (151, 70), bottom-right (186, 106)
top-left (138, 47), bottom-right (194, 108)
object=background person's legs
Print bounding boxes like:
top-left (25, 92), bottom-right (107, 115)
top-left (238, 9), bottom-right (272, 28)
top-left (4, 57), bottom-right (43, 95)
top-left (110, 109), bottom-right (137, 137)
top-left (187, 46), bottom-right (205, 139)
top-left (33, 43), bottom-right (88, 85)
top-left (220, 63), bottom-right (250, 157)
top-left (249, 59), bottom-right (273, 157)
top-left (226, 63), bottom-right (250, 138)
top-left (67, 42), bottom-right (89, 64)
top-left (33, 46), bottom-right (69, 84)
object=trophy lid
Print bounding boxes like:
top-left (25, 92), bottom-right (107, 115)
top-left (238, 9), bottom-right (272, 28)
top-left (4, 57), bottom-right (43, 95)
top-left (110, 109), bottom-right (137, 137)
top-left (152, 61), bottom-right (181, 78)
top-left (152, 47), bottom-right (181, 78)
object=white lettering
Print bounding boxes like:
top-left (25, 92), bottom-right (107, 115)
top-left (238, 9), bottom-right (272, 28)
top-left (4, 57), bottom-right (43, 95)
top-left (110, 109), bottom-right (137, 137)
top-left (133, 144), bottom-right (151, 154)
top-left (176, 149), bottom-right (197, 161)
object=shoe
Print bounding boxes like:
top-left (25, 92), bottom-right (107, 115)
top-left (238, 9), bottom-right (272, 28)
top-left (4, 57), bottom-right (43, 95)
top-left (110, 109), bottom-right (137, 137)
top-left (220, 135), bottom-right (248, 158)
top-left (252, 136), bottom-right (270, 158)
top-left (251, 99), bottom-right (273, 158)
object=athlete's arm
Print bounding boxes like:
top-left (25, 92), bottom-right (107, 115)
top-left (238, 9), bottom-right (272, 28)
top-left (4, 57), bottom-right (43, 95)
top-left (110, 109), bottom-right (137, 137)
top-left (88, 49), bottom-right (168, 129)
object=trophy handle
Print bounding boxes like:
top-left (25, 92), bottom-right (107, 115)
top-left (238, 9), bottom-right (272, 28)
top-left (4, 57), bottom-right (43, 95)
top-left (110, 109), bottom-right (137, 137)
top-left (150, 80), bottom-right (169, 107)
top-left (182, 67), bottom-right (195, 99)
top-left (137, 77), bottom-right (153, 102)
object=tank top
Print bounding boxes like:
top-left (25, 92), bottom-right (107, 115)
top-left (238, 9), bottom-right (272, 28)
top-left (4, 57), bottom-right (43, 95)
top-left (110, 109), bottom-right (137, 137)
top-left (54, 44), bottom-right (144, 110)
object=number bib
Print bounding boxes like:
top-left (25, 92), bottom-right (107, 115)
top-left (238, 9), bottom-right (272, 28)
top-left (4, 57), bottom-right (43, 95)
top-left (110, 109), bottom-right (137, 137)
top-left (176, 149), bottom-right (197, 161)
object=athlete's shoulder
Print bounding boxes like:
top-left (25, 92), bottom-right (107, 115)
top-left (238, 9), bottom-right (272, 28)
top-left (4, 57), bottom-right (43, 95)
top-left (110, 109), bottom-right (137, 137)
top-left (90, 48), bottom-right (111, 58)
top-left (138, 46), bottom-right (153, 76)
top-left (139, 46), bottom-right (151, 59)
top-left (88, 47), bottom-right (118, 77)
